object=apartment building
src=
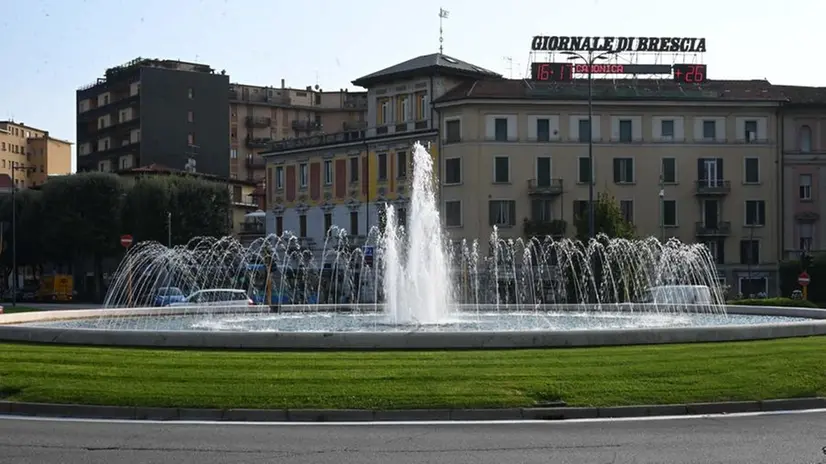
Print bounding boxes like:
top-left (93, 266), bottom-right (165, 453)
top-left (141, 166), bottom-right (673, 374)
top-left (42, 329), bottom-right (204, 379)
top-left (431, 78), bottom-right (786, 296)
top-left (229, 81), bottom-right (367, 183)
top-left (0, 121), bottom-right (72, 188)
top-left (778, 86), bottom-right (826, 260)
top-left (76, 58), bottom-right (230, 177)
top-left (261, 54), bottom-right (500, 250)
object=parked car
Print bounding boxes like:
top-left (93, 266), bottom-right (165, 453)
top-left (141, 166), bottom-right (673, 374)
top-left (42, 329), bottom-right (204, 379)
top-left (170, 289), bottom-right (254, 307)
top-left (153, 287), bottom-right (186, 307)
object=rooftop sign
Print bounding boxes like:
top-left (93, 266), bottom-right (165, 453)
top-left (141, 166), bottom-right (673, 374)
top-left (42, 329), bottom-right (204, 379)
top-left (531, 36), bottom-right (707, 53)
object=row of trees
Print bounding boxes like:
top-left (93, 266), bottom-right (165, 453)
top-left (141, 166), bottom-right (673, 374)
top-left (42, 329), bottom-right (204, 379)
top-left (0, 172), bottom-right (232, 296)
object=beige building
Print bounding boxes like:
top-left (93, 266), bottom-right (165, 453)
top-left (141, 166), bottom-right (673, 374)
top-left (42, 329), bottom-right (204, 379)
top-left (433, 79), bottom-right (785, 295)
top-left (0, 120), bottom-right (72, 188)
top-left (230, 81), bottom-right (367, 183)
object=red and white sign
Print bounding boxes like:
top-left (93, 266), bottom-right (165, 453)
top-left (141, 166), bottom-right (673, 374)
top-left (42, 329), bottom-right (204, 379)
top-left (120, 234), bottom-right (134, 248)
top-left (798, 271), bottom-right (811, 286)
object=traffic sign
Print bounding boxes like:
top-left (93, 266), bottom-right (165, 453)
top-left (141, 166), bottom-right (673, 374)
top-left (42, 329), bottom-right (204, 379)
top-left (120, 234), bottom-right (134, 248)
top-left (798, 271), bottom-right (810, 286)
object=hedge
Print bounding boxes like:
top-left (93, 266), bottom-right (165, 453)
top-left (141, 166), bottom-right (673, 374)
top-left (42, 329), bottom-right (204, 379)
top-left (727, 298), bottom-right (819, 308)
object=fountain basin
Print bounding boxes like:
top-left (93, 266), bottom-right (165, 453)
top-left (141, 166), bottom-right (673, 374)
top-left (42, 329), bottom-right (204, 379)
top-left (1, 305), bottom-right (825, 350)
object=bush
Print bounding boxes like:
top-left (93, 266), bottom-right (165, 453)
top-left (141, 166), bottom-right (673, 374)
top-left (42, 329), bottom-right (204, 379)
top-left (727, 298), bottom-right (819, 308)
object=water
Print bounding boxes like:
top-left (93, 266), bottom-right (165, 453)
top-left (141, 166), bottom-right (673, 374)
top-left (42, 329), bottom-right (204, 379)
top-left (96, 141), bottom-right (734, 332)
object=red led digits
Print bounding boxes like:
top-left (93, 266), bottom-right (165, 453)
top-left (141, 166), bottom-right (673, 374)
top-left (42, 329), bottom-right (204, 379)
top-left (538, 63), bottom-right (550, 80)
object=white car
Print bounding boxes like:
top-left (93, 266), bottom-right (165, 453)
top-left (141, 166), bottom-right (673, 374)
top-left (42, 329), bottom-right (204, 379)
top-left (170, 289), bottom-right (254, 307)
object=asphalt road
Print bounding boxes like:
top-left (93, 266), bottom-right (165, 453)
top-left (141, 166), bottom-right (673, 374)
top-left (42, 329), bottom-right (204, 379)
top-left (2, 411), bottom-right (826, 464)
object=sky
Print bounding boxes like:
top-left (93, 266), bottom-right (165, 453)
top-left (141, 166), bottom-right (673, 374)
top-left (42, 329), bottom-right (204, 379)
top-left (1, 0), bottom-right (823, 173)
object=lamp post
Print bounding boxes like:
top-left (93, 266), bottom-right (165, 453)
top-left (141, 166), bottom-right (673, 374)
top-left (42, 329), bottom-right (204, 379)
top-left (658, 176), bottom-right (665, 242)
top-left (167, 212), bottom-right (172, 247)
top-left (10, 164), bottom-right (36, 307)
top-left (561, 49), bottom-right (618, 239)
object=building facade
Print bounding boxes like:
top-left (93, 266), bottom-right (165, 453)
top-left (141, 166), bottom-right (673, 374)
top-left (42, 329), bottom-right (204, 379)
top-left (432, 78), bottom-right (785, 296)
top-left (261, 54), bottom-right (501, 253)
top-left (229, 81), bottom-right (367, 183)
top-left (0, 121), bottom-right (72, 188)
top-left (76, 58), bottom-right (230, 177)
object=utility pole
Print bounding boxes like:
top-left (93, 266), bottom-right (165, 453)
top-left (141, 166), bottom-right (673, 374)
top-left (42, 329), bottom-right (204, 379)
top-left (167, 212), bottom-right (172, 247)
top-left (10, 164), bottom-right (35, 307)
top-left (438, 8), bottom-right (449, 54)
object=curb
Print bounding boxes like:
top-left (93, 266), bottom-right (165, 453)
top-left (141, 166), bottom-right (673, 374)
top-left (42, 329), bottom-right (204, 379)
top-left (1, 397), bottom-right (825, 422)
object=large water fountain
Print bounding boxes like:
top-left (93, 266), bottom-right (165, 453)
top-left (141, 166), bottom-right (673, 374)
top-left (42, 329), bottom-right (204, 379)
top-left (2, 142), bottom-right (824, 349)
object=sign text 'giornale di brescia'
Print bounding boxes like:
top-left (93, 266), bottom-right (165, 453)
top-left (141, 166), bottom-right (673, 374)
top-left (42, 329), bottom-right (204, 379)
top-left (531, 36), bottom-right (707, 53)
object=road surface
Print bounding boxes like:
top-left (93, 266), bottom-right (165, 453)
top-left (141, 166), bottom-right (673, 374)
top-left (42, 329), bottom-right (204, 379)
top-left (1, 411), bottom-right (825, 464)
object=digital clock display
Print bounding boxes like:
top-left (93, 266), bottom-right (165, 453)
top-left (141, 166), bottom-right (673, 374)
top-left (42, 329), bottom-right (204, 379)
top-left (530, 63), bottom-right (572, 82)
top-left (532, 63), bottom-right (683, 81)
top-left (672, 64), bottom-right (707, 84)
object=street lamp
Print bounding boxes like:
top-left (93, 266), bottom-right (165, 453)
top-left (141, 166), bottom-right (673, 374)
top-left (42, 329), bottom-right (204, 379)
top-left (10, 164), bottom-right (36, 307)
top-left (658, 176), bottom-right (665, 242)
top-left (561, 49), bottom-right (618, 240)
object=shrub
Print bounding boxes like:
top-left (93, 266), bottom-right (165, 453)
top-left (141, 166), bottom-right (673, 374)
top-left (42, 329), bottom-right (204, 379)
top-left (726, 298), bottom-right (819, 308)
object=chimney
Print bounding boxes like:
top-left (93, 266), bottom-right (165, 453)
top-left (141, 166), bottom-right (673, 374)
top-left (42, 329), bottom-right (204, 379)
top-left (281, 79), bottom-right (285, 89)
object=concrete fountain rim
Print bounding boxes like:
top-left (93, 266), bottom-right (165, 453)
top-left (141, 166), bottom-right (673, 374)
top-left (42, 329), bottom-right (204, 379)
top-left (0, 304), bottom-right (824, 350)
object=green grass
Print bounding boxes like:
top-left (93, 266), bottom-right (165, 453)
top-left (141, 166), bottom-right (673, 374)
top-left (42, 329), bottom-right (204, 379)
top-left (1, 338), bottom-right (826, 409)
top-left (1, 306), bottom-right (41, 314)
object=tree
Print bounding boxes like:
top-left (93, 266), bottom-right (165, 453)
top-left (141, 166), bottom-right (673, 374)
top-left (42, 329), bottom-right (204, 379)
top-left (0, 189), bottom-right (45, 288)
top-left (122, 175), bottom-right (231, 246)
top-left (573, 191), bottom-right (636, 242)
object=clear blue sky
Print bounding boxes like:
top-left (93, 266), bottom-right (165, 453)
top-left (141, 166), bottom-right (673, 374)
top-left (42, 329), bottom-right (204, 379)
top-left (2, 0), bottom-right (822, 172)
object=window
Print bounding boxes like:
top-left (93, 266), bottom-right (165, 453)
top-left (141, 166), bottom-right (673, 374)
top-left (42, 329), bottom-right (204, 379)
top-left (573, 200), bottom-right (589, 220)
top-left (799, 174), bottom-right (812, 200)
top-left (739, 276), bottom-right (767, 297)
top-left (323, 160), bottom-right (333, 185)
top-left (536, 118), bottom-right (550, 142)
top-left (577, 157), bottom-right (592, 183)
top-left (445, 158), bottom-right (461, 184)
top-left (536, 157), bottom-right (552, 186)
top-left (661, 119), bottom-right (675, 139)
top-left (745, 200), bottom-right (766, 226)
top-left (663, 200), bottom-right (677, 226)
top-left (445, 119), bottom-right (461, 143)
top-left (617, 200), bottom-right (633, 224)
top-left (275, 216), bottom-right (284, 236)
top-left (493, 156), bottom-right (509, 183)
top-left (230, 149), bottom-right (237, 159)
top-left (299, 163), bottom-right (308, 188)
top-left (379, 100), bottom-right (389, 124)
top-left (744, 120), bottom-right (758, 142)
top-left (400, 96), bottom-right (410, 121)
top-left (702, 239), bottom-right (725, 264)
top-left (702, 120), bottom-right (716, 139)
top-left (445, 201), bottom-right (462, 227)
top-left (800, 125), bottom-right (812, 153)
top-left (416, 93), bottom-right (428, 120)
top-left (397, 208), bottom-right (407, 229)
top-left (187, 111), bottom-right (194, 123)
top-left (613, 158), bottom-right (634, 184)
top-left (661, 158), bottom-right (676, 183)
top-left (350, 211), bottom-right (359, 235)
top-left (299, 214), bottom-right (307, 237)
top-left (377, 153), bottom-right (387, 181)
top-left (531, 199), bottom-right (554, 221)
top-left (187, 88), bottom-right (194, 99)
top-left (349, 157), bottom-right (359, 183)
top-left (275, 166), bottom-right (284, 189)
top-left (739, 240), bottom-right (759, 265)
top-left (798, 222), bottom-right (813, 251)
top-left (488, 200), bottom-right (516, 227)
top-left (618, 119), bottom-right (632, 142)
top-left (323, 213), bottom-right (332, 234)
top-left (744, 158), bottom-right (759, 183)
top-left (396, 151), bottom-right (407, 178)
top-left (493, 118), bottom-right (509, 141)
top-left (187, 133), bottom-right (195, 145)
top-left (578, 119), bottom-right (591, 142)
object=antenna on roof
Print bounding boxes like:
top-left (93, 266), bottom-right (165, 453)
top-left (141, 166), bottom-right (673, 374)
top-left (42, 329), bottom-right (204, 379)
top-left (503, 56), bottom-right (513, 79)
top-left (439, 8), bottom-right (449, 54)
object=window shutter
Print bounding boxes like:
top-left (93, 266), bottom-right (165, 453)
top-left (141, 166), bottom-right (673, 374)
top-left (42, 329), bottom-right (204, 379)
top-left (508, 201), bottom-right (516, 226)
top-left (488, 201), bottom-right (496, 226)
top-left (613, 158), bottom-right (621, 183)
top-left (758, 201), bottom-right (765, 224)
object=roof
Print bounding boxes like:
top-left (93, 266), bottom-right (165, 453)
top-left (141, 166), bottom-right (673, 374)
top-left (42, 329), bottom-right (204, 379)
top-left (352, 53), bottom-right (501, 88)
top-left (118, 164), bottom-right (256, 186)
top-left (434, 78), bottom-right (789, 104)
top-left (773, 85), bottom-right (826, 106)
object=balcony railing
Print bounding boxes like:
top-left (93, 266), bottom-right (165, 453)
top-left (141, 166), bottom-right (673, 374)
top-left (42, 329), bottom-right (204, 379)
top-left (292, 120), bottom-right (322, 131)
top-left (343, 98), bottom-right (368, 110)
top-left (523, 219), bottom-right (567, 238)
top-left (245, 135), bottom-right (272, 149)
top-left (245, 116), bottom-right (271, 128)
top-left (239, 221), bottom-right (266, 235)
top-left (695, 221), bottom-right (732, 236)
top-left (343, 120), bottom-right (368, 131)
top-left (694, 179), bottom-right (731, 195)
top-left (527, 178), bottom-right (563, 196)
top-left (246, 156), bottom-right (266, 169)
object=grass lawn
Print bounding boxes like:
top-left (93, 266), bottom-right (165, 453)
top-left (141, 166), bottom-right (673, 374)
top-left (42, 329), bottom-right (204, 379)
top-left (1, 306), bottom-right (41, 314)
top-left (1, 337), bottom-right (826, 410)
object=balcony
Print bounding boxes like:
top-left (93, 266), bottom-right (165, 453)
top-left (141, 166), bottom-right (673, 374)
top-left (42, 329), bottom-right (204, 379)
top-left (343, 98), bottom-right (368, 110)
top-left (245, 135), bottom-right (272, 149)
top-left (239, 221), bottom-right (266, 235)
top-left (523, 219), bottom-right (567, 239)
top-left (695, 221), bottom-right (732, 236)
top-left (527, 178), bottom-right (563, 196)
top-left (292, 120), bottom-right (322, 132)
top-left (343, 120), bottom-right (368, 131)
top-left (694, 179), bottom-right (731, 196)
top-left (246, 156), bottom-right (266, 169)
top-left (245, 116), bottom-right (271, 128)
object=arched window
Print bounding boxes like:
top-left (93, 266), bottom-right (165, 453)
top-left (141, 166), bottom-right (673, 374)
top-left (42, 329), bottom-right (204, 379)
top-left (800, 125), bottom-right (812, 153)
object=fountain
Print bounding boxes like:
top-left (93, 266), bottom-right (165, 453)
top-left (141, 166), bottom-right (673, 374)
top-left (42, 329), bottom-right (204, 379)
top-left (2, 142), bottom-right (825, 349)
